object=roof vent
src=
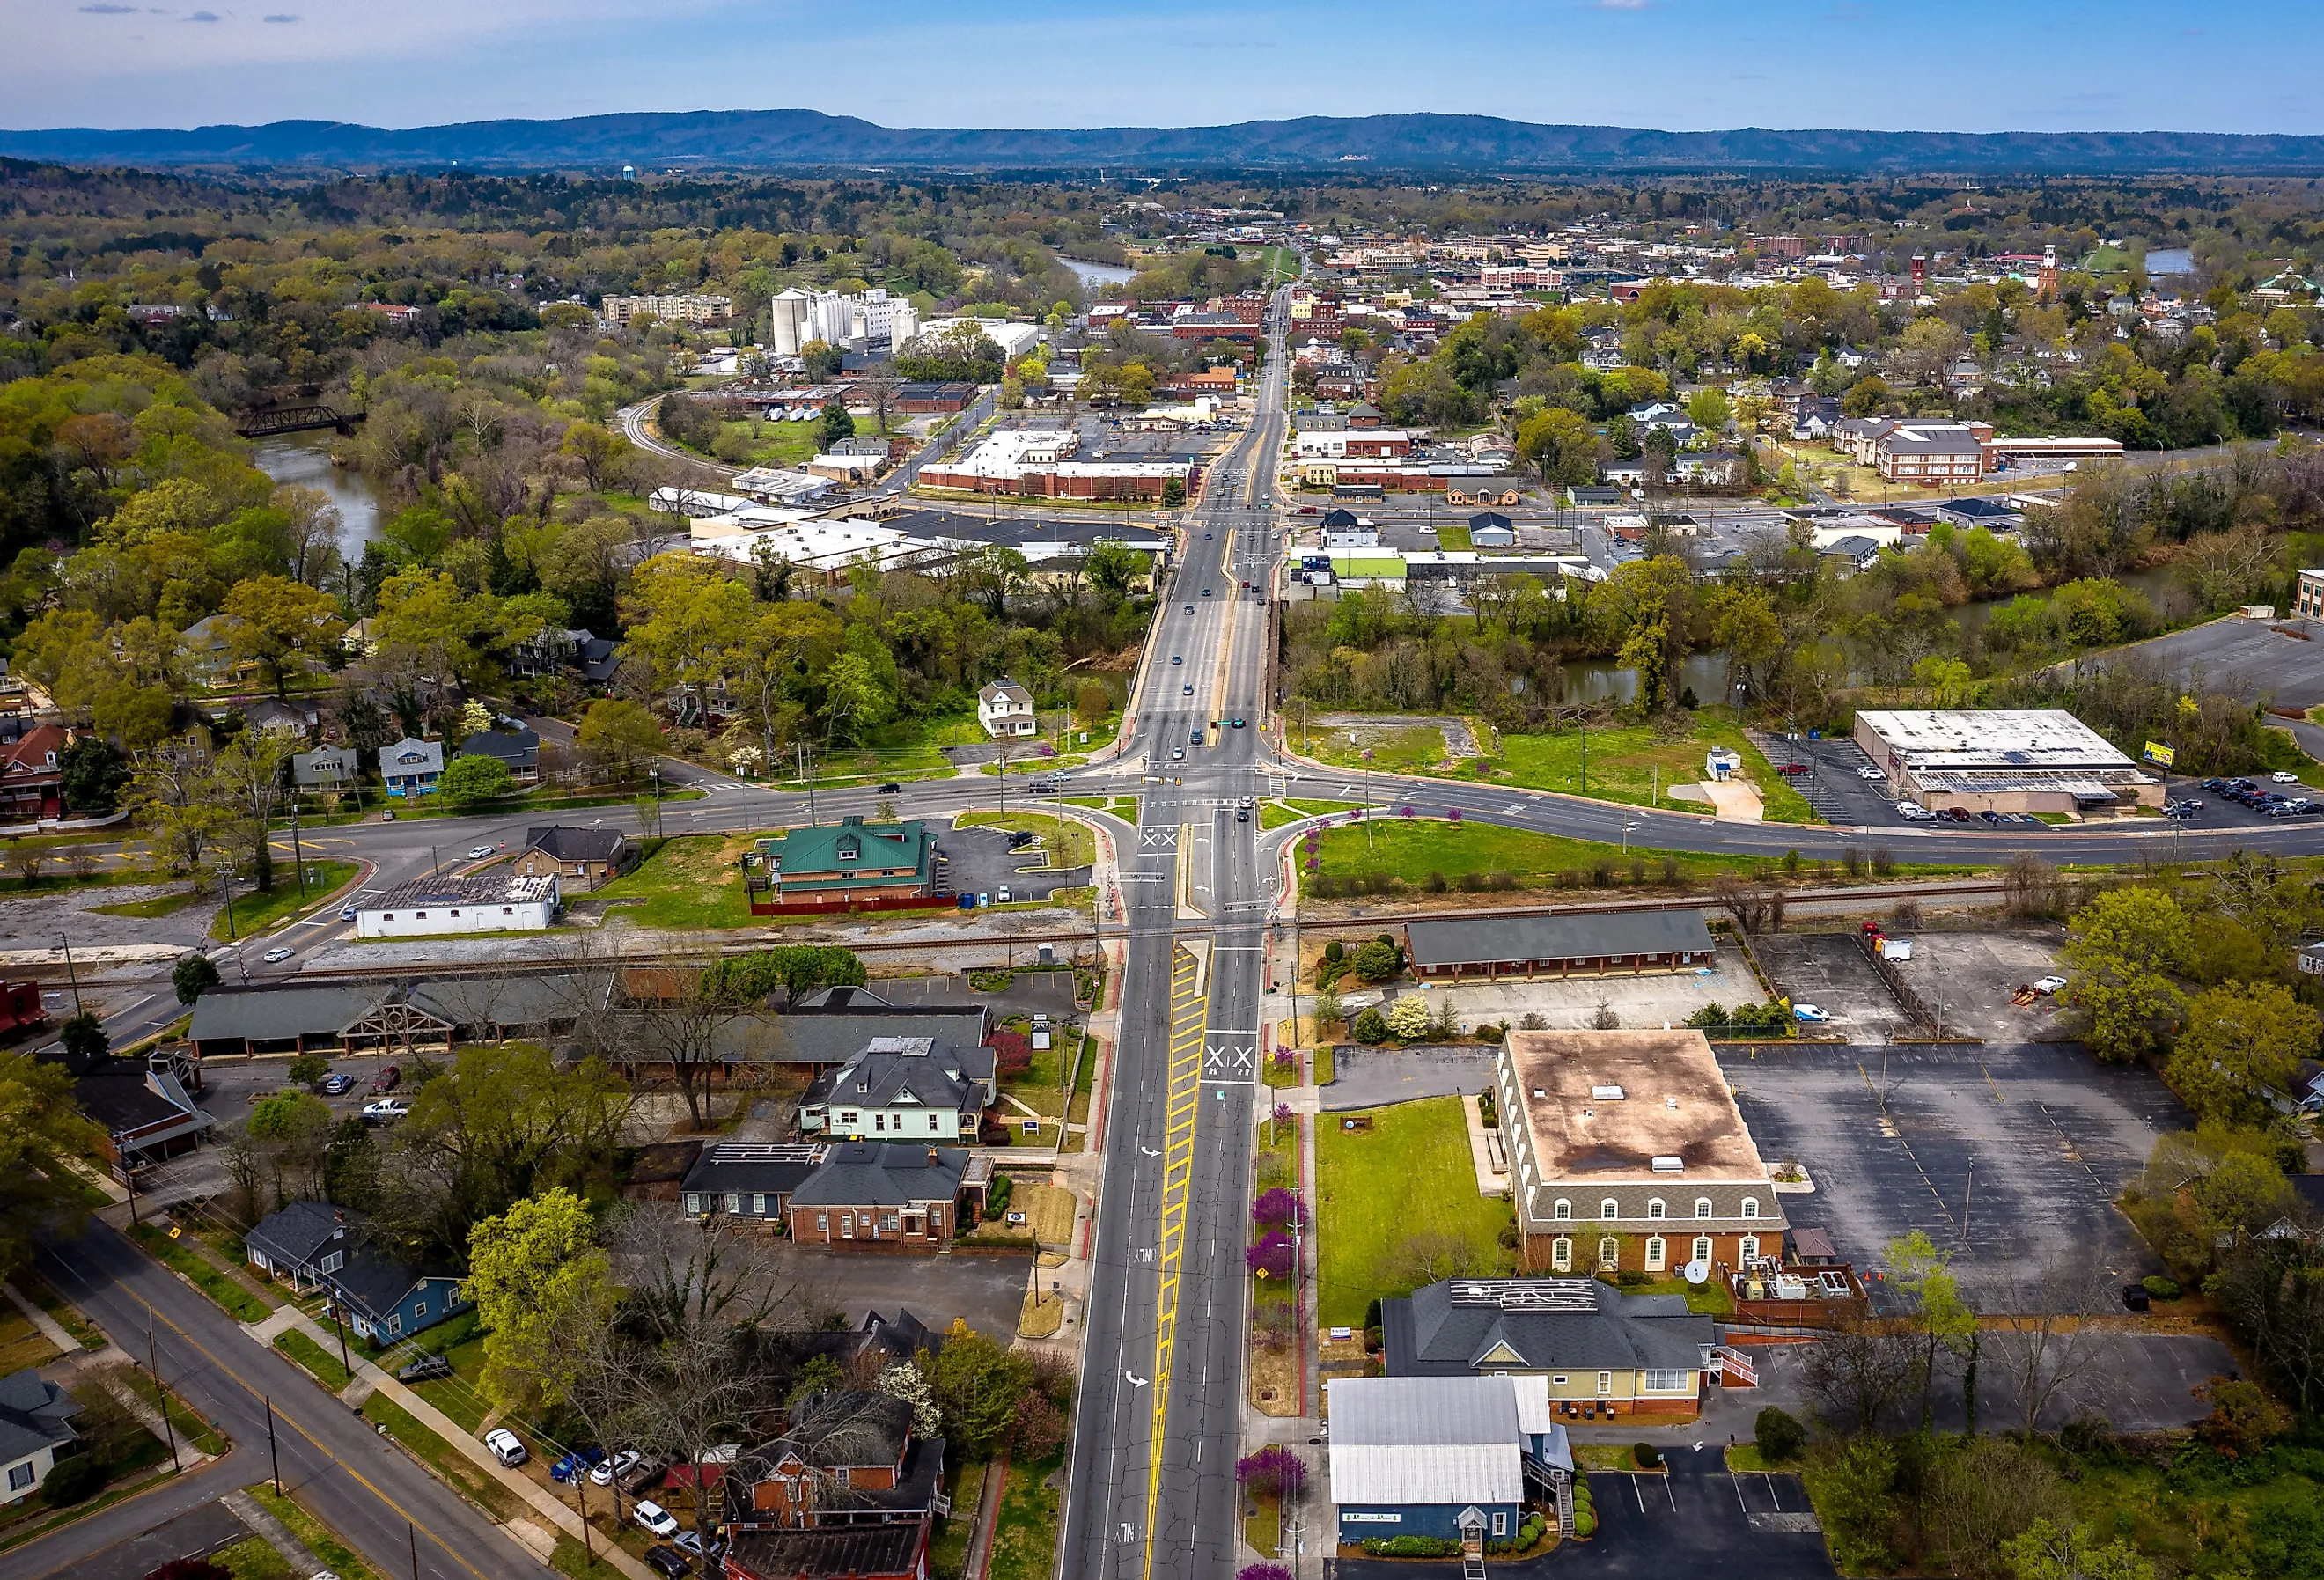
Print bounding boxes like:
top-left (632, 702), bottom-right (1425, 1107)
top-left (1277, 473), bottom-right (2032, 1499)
top-left (1532, 1088), bottom-right (1546, 1099)
top-left (1591, 1084), bottom-right (1627, 1100)
top-left (1651, 1156), bottom-right (1686, 1172)
top-left (1666, 1097), bottom-right (1679, 1110)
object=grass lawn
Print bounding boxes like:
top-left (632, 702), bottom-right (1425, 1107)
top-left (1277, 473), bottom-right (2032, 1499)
top-left (213, 860), bottom-right (358, 942)
top-left (90, 887), bottom-right (205, 918)
top-left (953, 811), bottom-right (1095, 869)
top-left (0, 1304), bottom-right (60, 1374)
top-left (129, 1225), bottom-right (274, 1322)
top-left (115, 1369), bottom-right (229, 1456)
top-left (986, 1451), bottom-right (1064, 1580)
top-left (1615, 1275), bottom-right (1734, 1316)
top-left (550, 1537), bottom-right (632, 1580)
top-left (15, 1274), bottom-right (104, 1352)
top-left (1457, 716), bottom-right (1819, 823)
top-left (215, 1535), bottom-right (291, 1580)
top-left (273, 1329), bottom-right (352, 1392)
top-left (401, 1315), bottom-right (491, 1432)
top-left (1258, 245), bottom-right (1300, 283)
top-left (245, 1484), bottom-right (385, 1580)
top-left (361, 1392), bottom-right (521, 1519)
top-left (360, 788), bottom-right (702, 825)
top-left (805, 709), bottom-right (986, 784)
top-left (1308, 818), bottom-right (1977, 891)
top-left (592, 832), bottom-right (759, 928)
top-left (928, 1461), bottom-right (985, 1580)
top-left (1314, 1097), bottom-right (1515, 1328)
top-left (1434, 522), bottom-right (1473, 550)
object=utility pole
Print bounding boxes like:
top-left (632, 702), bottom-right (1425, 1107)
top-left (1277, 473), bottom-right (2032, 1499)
top-left (267, 1395), bottom-right (281, 1494)
top-left (289, 809), bottom-right (307, 897)
top-left (56, 931), bottom-right (83, 1016)
top-left (146, 1312), bottom-right (180, 1472)
top-left (408, 1520), bottom-right (420, 1580)
top-left (328, 1295), bottom-right (351, 1379)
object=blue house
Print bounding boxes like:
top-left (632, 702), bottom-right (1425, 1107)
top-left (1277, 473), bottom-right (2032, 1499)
top-left (1327, 1374), bottom-right (1572, 1547)
top-left (379, 738), bottom-right (444, 797)
top-left (326, 1250), bottom-right (469, 1345)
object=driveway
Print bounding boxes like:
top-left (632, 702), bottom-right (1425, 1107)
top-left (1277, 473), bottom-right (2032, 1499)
top-left (78, 1497), bottom-right (255, 1580)
top-left (1717, 1042), bottom-right (2188, 1305)
top-left (766, 1244), bottom-right (1030, 1342)
top-left (1335, 1449), bottom-right (1835, 1580)
top-left (1321, 1047), bottom-right (1494, 1111)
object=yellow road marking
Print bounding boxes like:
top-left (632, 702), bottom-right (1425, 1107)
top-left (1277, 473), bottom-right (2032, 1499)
top-left (1145, 945), bottom-right (1205, 1580)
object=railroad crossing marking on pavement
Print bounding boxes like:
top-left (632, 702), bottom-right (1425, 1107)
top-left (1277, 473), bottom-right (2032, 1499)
top-left (1203, 1040), bottom-right (1256, 1082)
top-left (1145, 944), bottom-right (1204, 1580)
top-left (1139, 827), bottom-right (1179, 850)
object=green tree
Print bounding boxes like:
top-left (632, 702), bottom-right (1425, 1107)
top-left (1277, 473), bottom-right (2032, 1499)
top-left (922, 1318), bottom-right (1034, 1459)
top-left (223, 575), bottom-right (345, 698)
top-left (1999, 1519), bottom-right (2155, 1580)
top-left (1685, 387), bottom-right (1733, 432)
top-left (1886, 1230), bottom-right (1975, 1428)
top-left (464, 1187), bottom-right (615, 1414)
top-left (1515, 408), bottom-right (1600, 489)
top-left (560, 422), bottom-right (634, 493)
top-left (818, 403), bottom-right (855, 452)
top-left (576, 697), bottom-right (665, 781)
top-left (57, 738), bottom-right (129, 813)
top-left (2061, 888), bottom-right (2191, 1062)
top-left (1842, 376), bottom-right (1893, 418)
top-left (2166, 980), bottom-right (2318, 1124)
top-left (1351, 938), bottom-right (1401, 981)
top-left (287, 1054), bottom-right (332, 1089)
top-left (173, 951), bottom-right (222, 1005)
top-left (437, 753), bottom-right (517, 806)
top-left (0, 1048), bottom-right (102, 1276)
top-left (1386, 995), bottom-right (1430, 1040)
top-left (60, 1012), bottom-right (108, 1067)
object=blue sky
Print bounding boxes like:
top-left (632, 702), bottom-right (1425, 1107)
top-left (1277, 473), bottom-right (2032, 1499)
top-left (9, 0), bottom-right (2320, 135)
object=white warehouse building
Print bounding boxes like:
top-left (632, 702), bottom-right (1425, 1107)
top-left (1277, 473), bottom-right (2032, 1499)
top-left (356, 875), bottom-right (561, 938)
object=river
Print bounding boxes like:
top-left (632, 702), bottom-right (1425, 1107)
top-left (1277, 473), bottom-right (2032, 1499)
top-left (249, 432), bottom-right (386, 553)
top-left (1061, 256), bottom-right (1136, 290)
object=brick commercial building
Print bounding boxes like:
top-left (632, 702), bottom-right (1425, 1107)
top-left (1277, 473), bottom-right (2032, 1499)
top-left (783, 1142), bottom-right (993, 1251)
top-left (1494, 1030), bottom-right (1784, 1279)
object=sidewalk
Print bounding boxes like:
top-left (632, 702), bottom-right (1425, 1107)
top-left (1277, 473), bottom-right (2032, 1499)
top-left (246, 1304), bottom-right (657, 1580)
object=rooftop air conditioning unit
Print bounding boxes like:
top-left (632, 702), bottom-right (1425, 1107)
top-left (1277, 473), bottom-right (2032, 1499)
top-left (1591, 1084), bottom-right (1627, 1100)
top-left (1651, 1156), bottom-right (1686, 1172)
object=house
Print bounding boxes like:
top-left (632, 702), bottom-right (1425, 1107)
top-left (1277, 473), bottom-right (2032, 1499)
top-left (0, 1369), bottom-right (81, 1505)
top-left (244, 698), bottom-right (319, 739)
top-left (456, 728), bottom-right (540, 787)
top-left (354, 874), bottom-right (560, 938)
top-left (1704, 746), bottom-right (1742, 781)
top-left (55, 1048), bottom-right (213, 1179)
top-left (292, 747), bottom-right (356, 789)
top-left (723, 1526), bottom-right (928, 1580)
top-left (378, 738), bottom-right (444, 797)
top-left (797, 1037), bottom-right (997, 1142)
top-left (512, 827), bottom-right (632, 888)
top-left (681, 1143), bottom-right (828, 1224)
top-left (763, 818), bottom-right (936, 902)
top-left (724, 1389), bottom-right (944, 1533)
top-left (326, 1252), bottom-right (470, 1344)
top-left (0, 724), bottom-right (65, 821)
top-left (1383, 1277), bottom-right (1714, 1422)
top-left (1406, 910), bottom-right (1714, 981)
top-left (1467, 511), bottom-right (1517, 548)
top-left (1327, 1373), bottom-right (1572, 1547)
top-left (1820, 534), bottom-right (1884, 573)
top-left (244, 1200), bottom-right (360, 1292)
top-left (1493, 1029), bottom-right (1786, 1280)
top-left (975, 680), bottom-right (1037, 739)
top-left (1320, 509), bottom-right (1379, 548)
top-left (1566, 486), bottom-right (1622, 508)
top-left (784, 1143), bottom-right (993, 1251)
top-left (177, 614), bottom-right (247, 687)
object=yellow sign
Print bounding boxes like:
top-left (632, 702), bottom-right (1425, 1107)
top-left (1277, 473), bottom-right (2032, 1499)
top-left (2144, 741), bottom-right (2175, 767)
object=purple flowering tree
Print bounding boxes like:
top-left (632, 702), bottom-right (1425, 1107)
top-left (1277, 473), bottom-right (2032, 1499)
top-left (1233, 1445), bottom-right (1308, 1497)
top-left (1252, 1187), bottom-right (1307, 1231)
top-left (1239, 1567), bottom-right (1293, 1580)
top-left (1246, 1231), bottom-right (1295, 1279)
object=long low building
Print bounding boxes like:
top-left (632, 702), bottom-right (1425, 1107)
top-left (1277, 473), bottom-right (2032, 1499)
top-left (356, 875), bottom-right (560, 938)
top-left (1406, 910), bottom-right (1715, 981)
top-left (1854, 707), bottom-right (2162, 813)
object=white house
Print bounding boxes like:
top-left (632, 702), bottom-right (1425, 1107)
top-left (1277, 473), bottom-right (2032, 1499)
top-left (0, 1369), bottom-right (81, 1505)
top-left (378, 738), bottom-right (444, 797)
top-left (977, 679), bottom-right (1038, 739)
top-left (356, 874), bottom-right (559, 938)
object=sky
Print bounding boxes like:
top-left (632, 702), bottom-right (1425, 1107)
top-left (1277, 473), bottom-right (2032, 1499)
top-left (7, 0), bottom-right (2322, 136)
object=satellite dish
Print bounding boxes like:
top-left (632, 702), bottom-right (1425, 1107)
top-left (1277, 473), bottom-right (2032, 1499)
top-left (1683, 1260), bottom-right (1711, 1286)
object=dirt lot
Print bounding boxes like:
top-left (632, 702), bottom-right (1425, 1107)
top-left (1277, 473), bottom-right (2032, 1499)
top-left (1719, 1042), bottom-right (2188, 1307)
top-left (1335, 948), bottom-right (1761, 1033)
top-left (1890, 926), bottom-right (2072, 1041)
top-left (1747, 932), bottom-right (1908, 1039)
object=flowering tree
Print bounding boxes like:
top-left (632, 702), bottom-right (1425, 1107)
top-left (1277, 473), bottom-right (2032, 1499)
top-left (1239, 1567), bottom-right (1293, 1580)
top-left (1247, 1231), bottom-right (1295, 1280)
top-left (1387, 994), bottom-right (1431, 1040)
top-left (1252, 1188), bottom-right (1306, 1231)
top-left (1234, 1444), bottom-right (1307, 1497)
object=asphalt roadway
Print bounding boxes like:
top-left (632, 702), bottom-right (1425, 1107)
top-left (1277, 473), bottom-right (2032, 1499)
top-left (10, 1220), bottom-right (548, 1580)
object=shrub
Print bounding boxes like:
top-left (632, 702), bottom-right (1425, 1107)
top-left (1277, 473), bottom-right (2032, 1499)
top-left (982, 1174), bottom-right (1014, 1222)
top-left (1246, 1231), bottom-right (1295, 1280)
top-left (1239, 1567), bottom-right (1293, 1580)
top-left (1573, 1508), bottom-right (1596, 1540)
top-left (1386, 995), bottom-right (1430, 1040)
top-left (1351, 1007), bottom-right (1388, 1043)
top-left (2195, 1375), bottom-right (2291, 1459)
top-left (1614, 1269), bottom-right (1651, 1288)
top-left (1360, 1536), bottom-right (1463, 1558)
top-left (40, 1452), bottom-right (109, 1506)
top-left (2141, 1275), bottom-right (2181, 1299)
top-left (1754, 1406), bottom-right (1806, 1462)
top-left (1351, 937), bottom-right (1401, 981)
top-left (1633, 1441), bottom-right (1660, 1468)
top-left (1321, 940), bottom-right (1344, 964)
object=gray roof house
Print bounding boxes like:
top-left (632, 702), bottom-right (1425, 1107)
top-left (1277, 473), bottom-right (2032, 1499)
top-left (292, 747), bottom-right (357, 786)
top-left (680, 1143), bottom-right (828, 1223)
top-left (1384, 1278), bottom-right (1713, 1422)
top-left (798, 1037), bottom-right (997, 1141)
top-left (244, 1200), bottom-right (362, 1291)
top-left (786, 1143), bottom-right (994, 1250)
top-left (0, 1369), bottom-right (82, 1506)
top-left (379, 738), bottom-right (444, 797)
top-left (457, 728), bottom-right (541, 784)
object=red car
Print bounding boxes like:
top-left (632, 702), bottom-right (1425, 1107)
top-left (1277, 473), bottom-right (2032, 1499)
top-left (369, 1064), bottom-right (401, 1094)
top-left (1777, 762), bottom-right (1810, 775)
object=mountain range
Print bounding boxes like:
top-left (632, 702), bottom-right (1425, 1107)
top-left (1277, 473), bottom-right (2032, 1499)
top-left (4, 111), bottom-right (2323, 174)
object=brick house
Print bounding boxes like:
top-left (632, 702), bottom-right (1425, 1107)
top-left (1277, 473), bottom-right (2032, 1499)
top-left (512, 827), bottom-right (634, 888)
top-left (723, 1390), bottom-right (944, 1534)
top-left (1493, 1030), bottom-right (1785, 1278)
top-left (784, 1143), bottom-right (992, 1251)
top-left (0, 723), bottom-right (65, 822)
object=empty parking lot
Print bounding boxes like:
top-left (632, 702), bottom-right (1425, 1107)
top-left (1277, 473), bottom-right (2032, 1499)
top-left (1718, 1042), bottom-right (2188, 1305)
top-left (1749, 933), bottom-right (1908, 1040)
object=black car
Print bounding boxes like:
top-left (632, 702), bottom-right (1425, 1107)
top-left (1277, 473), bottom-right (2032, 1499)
top-left (878, 782), bottom-right (901, 794)
top-left (396, 1353), bottom-right (454, 1383)
top-left (643, 1546), bottom-right (691, 1578)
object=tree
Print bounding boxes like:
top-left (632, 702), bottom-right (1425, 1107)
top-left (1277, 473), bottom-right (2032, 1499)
top-left (1999, 1519), bottom-right (2155, 1580)
top-left (1842, 375), bottom-right (1894, 418)
top-left (223, 575), bottom-right (345, 697)
top-left (2192, 1374), bottom-right (2291, 1459)
top-left (576, 698), bottom-right (665, 782)
top-left (1987, 1255), bottom-right (2108, 1435)
top-left (2166, 980), bottom-right (2318, 1125)
top-left (1515, 408), bottom-right (1599, 488)
top-left (173, 952), bottom-right (222, 1005)
top-left (287, 1054), bottom-right (331, 1088)
top-left (1351, 1006), bottom-right (1388, 1042)
top-left (0, 1048), bottom-right (102, 1276)
top-left (614, 947), bottom-right (779, 1129)
top-left (878, 1361), bottom-right (942, 1437)
top-left (1386, 995), bottom-right (1430, 1040)
top-left (246, 1090), bottom-right (332, 1209)
top-left (1753, 1406), bottom-right (1805, 1461)
top-left (2061, 888), bottom-right (2191, 1062)
top-left (923, 1318), bottom-right (1035, 1459)
top-left (1801, 1314), bottom-right (1921, 1436)
top-left (437, 753), bottom-right (517, 806)
top-left (464, 1187), bottom-right (616, 1414)
top-left (1685, 387), bottom-right (1733, 432)
top-left (60, 1012), bottom-right (108, 1068)
top-left (212, 729), bottom-right (293, 893)
top-left (58, 738), bottom-right (129, 813)
top-left (818, 402), bottom-right (855, 452)
top-left (561, 422), bottom-right (634, 493)
top-left (1886, 1230), bottom-right (1975, 1428)
top-left (1350, 938), bottom-right (1401, 981)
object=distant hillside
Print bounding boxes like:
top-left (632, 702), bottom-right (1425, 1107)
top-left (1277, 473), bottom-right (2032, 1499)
top-left (4, 111), bottom-right (2324, 174)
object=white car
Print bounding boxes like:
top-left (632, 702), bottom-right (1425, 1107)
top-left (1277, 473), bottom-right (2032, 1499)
top-left (1792, 1004), bottom-right (1830, 1023)
top-left (2273, 771), bottom-right (2303, 784)
top-left (592, 1448), bottom-right (643, 1487)
top-left (634, 1500), bottom-right (680, 1539)
top-left (2032, 975), bottom-right (2069, 995)
top-left (467, 845), bottom-right (496, 860)
top-left (1857, 766), bottom-right (1884, 780)
top-left (483, 1428), bottom-right (527, 1467)
top-left (362, 1099), bottom-right (410, 1124)
top-left (262, 947), bottom-right (294, 964)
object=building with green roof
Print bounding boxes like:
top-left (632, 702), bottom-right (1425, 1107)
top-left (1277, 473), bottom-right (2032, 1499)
top-left (769, 816), bottom-right (937, 900)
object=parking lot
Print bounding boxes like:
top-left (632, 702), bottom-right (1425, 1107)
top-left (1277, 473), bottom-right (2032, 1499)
top-left (938, 822), bottom-right (1091, 903)
top-left (765, 1243), bottom-right (1029, 1341)
top-left (1335, 947), bottom-right (1760, 1038)
top-left (1889, 927), bottom-right (2071, 1042)
top-left (1719, 1042), bottom-right (2188, 1305)
top-left (1747, 933), bottom-right (1909, 1040)
top-left (2097, 612), bottom-right (2324, 711)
